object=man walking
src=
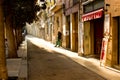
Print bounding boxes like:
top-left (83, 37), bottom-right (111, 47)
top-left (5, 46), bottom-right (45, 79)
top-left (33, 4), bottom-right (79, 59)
top-left (55, 31), bottom-right (62, 47)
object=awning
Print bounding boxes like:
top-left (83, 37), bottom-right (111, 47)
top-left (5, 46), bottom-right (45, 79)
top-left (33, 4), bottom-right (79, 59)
top-left (82, 9), bottom-right (103, 22)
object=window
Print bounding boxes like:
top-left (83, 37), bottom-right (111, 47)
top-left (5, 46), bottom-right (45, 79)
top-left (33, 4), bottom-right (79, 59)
top-left (83, 0), bottom-right (104, 13)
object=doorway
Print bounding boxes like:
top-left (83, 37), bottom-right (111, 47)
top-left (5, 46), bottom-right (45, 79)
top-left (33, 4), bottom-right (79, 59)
top-left (117, 17), bottom-right (120, 65)
top-left (93, 17), bottom-right (104, 58)
top-left (74, 12), bottom-right (78, 52)
top-left (66, 15), bottom-right (71, 48)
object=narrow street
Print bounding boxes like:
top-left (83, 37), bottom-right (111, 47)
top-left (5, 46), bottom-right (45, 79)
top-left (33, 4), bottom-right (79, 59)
top-left (27, 36), bottom-right (107, 80)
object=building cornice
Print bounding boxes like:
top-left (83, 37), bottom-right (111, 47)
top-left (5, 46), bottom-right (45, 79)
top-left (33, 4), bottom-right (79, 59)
top-left (50, 2), bottom-right (62, 12)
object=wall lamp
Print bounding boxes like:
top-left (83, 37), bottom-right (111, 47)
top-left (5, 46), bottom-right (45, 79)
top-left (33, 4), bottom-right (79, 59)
top-left (105, 3), bottom-right (110, 12)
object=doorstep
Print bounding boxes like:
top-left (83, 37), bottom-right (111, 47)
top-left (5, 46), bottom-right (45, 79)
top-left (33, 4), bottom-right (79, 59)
top-left (113, 65), bottom-right (120, 71)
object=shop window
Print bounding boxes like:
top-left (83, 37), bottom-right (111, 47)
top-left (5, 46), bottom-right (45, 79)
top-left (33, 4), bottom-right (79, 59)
top-left (83, 0), bottom-right (104, 13)
top-left (94, 0), bottom-right (104, 10)
top-left (84, 3), bottom-right (93, 13)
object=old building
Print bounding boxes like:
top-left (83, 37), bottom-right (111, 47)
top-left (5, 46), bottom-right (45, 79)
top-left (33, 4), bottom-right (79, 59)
top-left (80, 0), bottom-right (104, 58)
top-left (49, 0), bottom-right (63, 44)
top-left (46, 0), bottom-right (120, 70)
top-left (78, 0), bottom-right (120, 70)
top-left (63, 0), bottom-right (79, 52)
top-left (104, 0), bottom-right (120, 70)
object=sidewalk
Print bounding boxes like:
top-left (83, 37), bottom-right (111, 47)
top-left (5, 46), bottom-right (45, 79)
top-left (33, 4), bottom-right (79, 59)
top-left (17, 40), bottom-right (27, 80)
top-left (7, 40), bottom-right (27, 80)
top-left (27, 35), bottom-right (120, 80)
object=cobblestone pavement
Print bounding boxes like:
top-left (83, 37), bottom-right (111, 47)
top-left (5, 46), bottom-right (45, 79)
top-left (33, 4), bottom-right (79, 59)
top-left (27, 38), bottom-right (107, 80)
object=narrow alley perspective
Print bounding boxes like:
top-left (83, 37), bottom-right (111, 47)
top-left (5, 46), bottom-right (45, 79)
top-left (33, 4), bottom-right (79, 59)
top-left (26, 35), bottom-right (120, 80)
top-left (1, 0), bottom-right (120, 80)
top-left (27, 35), bottom-right (106, 80)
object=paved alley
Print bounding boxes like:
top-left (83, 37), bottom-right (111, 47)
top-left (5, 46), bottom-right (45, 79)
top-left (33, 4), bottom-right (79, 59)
top-left (27, 36), bottom-right (107, 80)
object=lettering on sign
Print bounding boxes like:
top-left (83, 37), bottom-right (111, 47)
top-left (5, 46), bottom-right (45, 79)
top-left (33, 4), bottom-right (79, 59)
top-left (82, 9), bottom-right (103, 21)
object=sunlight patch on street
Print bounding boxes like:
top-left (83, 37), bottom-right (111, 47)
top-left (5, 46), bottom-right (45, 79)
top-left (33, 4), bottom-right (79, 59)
top-left (27, 35), bottom-right (96, 63)
top-left (26, 35), bottom-right (120, 79)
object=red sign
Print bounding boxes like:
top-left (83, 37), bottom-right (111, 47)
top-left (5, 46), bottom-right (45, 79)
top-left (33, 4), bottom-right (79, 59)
top-left (100, 37), bottom-right (108, 66)
top-left (82, 9), bottom-right (103, 21)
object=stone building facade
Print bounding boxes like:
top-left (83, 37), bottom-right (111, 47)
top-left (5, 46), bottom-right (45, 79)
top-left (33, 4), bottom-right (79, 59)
top-left (104, 0), bottom-right (120, 69)
top-left (63, 0), bottom-right (79, 52)
top-left (79, 0), bottom-right (120, 70)
top-left (46, 0), bottom-right (120, 70)
top-left (80, 0), bottom-right (104, 59)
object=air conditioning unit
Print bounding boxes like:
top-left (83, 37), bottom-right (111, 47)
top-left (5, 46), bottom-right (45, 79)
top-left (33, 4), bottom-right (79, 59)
top-left (82, 0), bottom-right (94, 5)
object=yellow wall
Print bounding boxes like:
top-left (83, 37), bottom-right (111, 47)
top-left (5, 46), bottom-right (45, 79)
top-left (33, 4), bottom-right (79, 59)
top-left (70, 13), bottom-right (78, 52)
top-left (105, 0), bottom-right (120, 66)
top-left (83, 21), bottom-right (91, 55)
top-left (52, 10), bottom-right (63, 44)
top-left (111, 0), bottom-right (120, 17)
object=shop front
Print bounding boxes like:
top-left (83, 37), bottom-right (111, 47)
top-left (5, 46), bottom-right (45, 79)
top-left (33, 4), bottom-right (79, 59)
top-left (80, 0), bottom-right (105, 59)
top-left (65, 3), bottom-right (79, 52)
top-left (82, 8), bottom-right (104, 58)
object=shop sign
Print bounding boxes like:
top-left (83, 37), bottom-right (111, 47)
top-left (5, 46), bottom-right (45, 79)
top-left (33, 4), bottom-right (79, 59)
top-left (82, 9), bottom-right (103, 22)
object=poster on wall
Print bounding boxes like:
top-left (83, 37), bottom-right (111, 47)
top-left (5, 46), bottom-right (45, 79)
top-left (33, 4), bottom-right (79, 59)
top-left (79, 22), bottom-right (84, 54)
top-left (100, 14), bottom-right (110, 66)
top-left (100, 38), bottom-right (108, 66)
top-left (104, 14), bottom-right (110, 36)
